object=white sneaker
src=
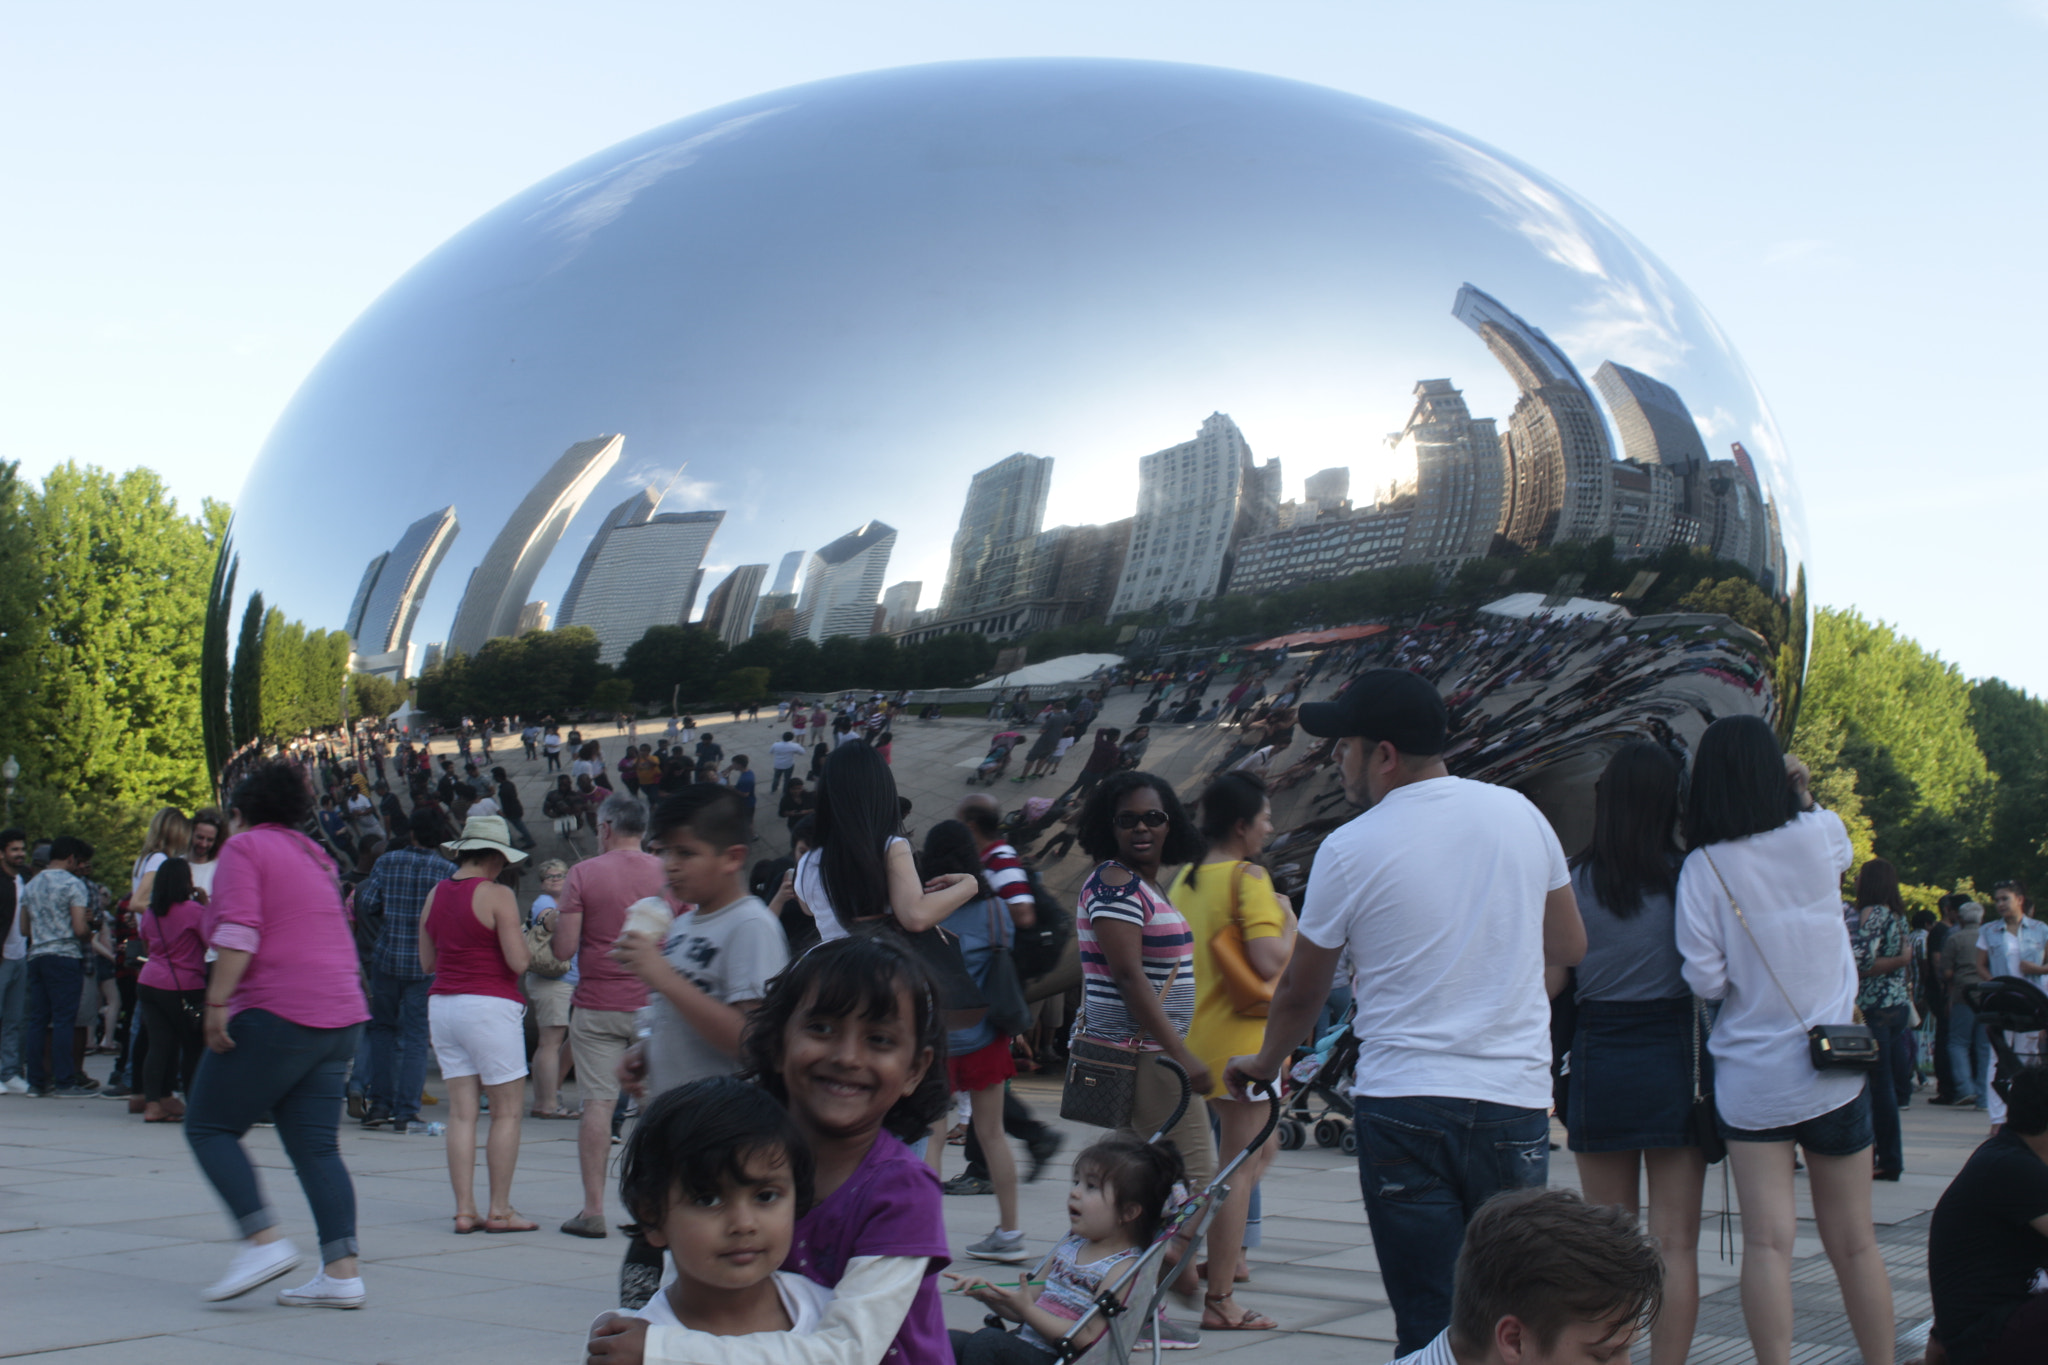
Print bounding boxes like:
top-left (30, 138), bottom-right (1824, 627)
top-left (1, 1077), bottom-right (27, 1095)
top-left (201, 1239), bottom-right (303, 1301)
top-left (277, 1271), bottom-right (366, 1308)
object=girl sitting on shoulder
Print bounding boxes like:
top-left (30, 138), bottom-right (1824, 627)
top-left (945, 1133), bottom-right (1185, 1364)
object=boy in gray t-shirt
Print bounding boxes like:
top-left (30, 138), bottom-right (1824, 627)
top-left (613, 787), bottom-right (790, 1098)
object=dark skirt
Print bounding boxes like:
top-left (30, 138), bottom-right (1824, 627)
top-left (1566, 995), bottom-right (1704, 1153)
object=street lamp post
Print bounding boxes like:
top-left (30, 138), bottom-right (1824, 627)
top-left (2, 754), bottom-right (17, 824)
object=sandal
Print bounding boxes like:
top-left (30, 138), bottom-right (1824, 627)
top-left (528, 1106), bottom-right (581, 1120)
top-left (453, 1214), bottom-right (483, 1235)
top-left (1202, 1294), bottom-right (1277, 1331)
top-left (484, 1212), bottom-right (540, 1233)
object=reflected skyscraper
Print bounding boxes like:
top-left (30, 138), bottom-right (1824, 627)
top-left (794, 521), bottom-right (897, 642)
top-left (1110, 413), bottom-right (1278, 617)
top-left (1705, 443), bottom-right (1769, 581)
top-left (556, 501), bottom-right (724, 665)
top-left (1454, 286), bottom-right (1612, 550)
top-left (881, 581), bottom-right (922, 634)
top-left (769, 550), bottom-right (805, 596)
top-left (941, 453), bottom-right (1053, 616)
top-left (701, 563), bottom-right (768, 648)
top-left (447, 435), bottom-right (622, 656)
top-left (345, 505), bottom-right (460, 679)
top-left (1388, 380), bottom-right (1503, 573)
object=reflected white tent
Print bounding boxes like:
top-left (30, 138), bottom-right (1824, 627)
top-left (1477, 593), bottom-right (1629, 622)
top-left (981, 653), bottom-right (1125, 690)
top-left (386, 701), bottom-right (427, 737)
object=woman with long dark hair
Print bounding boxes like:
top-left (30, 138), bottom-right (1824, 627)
top-left (1850, 857), bottom-right (1914, 1180)
top-left (1564, 741), bottom-right (1704, 1365)
top-left (792, 741), bottom-right (977, 940)
top-left (135, 857), bottom-right (207, 1123)
top-left (1675, 716), bottom-right (1893, 1365)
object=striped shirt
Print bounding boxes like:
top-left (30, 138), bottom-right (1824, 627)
top-left (1017, 1235), bottom-right (1143, 1353)
top-left (1075, 861), bottom-right (1194, 1050)
top-left (978, 840), bottom-right (1032, 916)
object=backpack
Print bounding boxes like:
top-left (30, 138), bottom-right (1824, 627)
top-left (1012, 863), bottom-right (1072, 983)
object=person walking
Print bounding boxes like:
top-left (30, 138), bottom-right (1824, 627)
top-left (0, 828), bottom-right (27, 1094)
top-left (184, 761), bottom-right (371, 1308)
top-left (491, 767), bottom-right (537, 851)
top-left (550, 793), bottom-right (667, 1238)
top-left (1974, 879), bottom-right (2048, 1132)
top-left (354, 811), bottom-right (455, 1132)
top-left (769, 731), bottom-right (804, 793)
top-left (135, 857), bottom-right (209, 1122)
top-left (1674, 716), bottom-right (1894, 1365)
top-left (21, 836), bottom-right (99, 1096)
top-left (1941, 901), bottom-right (1989, 1106)
top-left (1561, 741), bottom-right (1706, 1365)
top-left (1849, 859), bottom-right (1914, 1180)
top-left (1223, 669), bottom-right (1584, 1356)
top-left (420, 815), bottom-right (536, 1234)
top-left (1169, 771), bottom-right (1293, 1333)
top-left (524, 859), bottom-right (578, 1120)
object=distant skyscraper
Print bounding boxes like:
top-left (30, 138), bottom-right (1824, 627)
top-left (556, 503), bottom-right (724, 665)
top-left (421, 642), bottom-right (446, 672)
top-left (1607, 462), bottom-right (1684, 558)
top-left (1454, 286), bottom-right (1612, 550)
top-left (769, 550), bottom-right (805, 596)
top-left (516, 600), bottom-right (551, 634)
top-left (881, 581), bottom-right (922, 634)
top-left (1303, 467), bottom-right (1350, 509)
top-left (1387, 380), bottom-right (1504, 572)
top-left (752, 591), bottom-right (798, 637)
top-left (941, 453), bottom-right (1053, 615)
top-left (702, 564), bottom-right (768, 648)
top-left (1704, 445), bottom-right (1768, 580)
top-left (1228, 505), bottom-right (1415, 595)
top-left (346, 505), bottom-right (460, 678)
top-left (558, 487), bottom-right (659, 626)
top-left (1593, 362), bottom-right (1709, 471)
top-left (794, 521), bottom-right (898, 642)
top-left (1110, 413), bottom-right (1278, 617)
top-left (447, 435), bottom-right (622, 656)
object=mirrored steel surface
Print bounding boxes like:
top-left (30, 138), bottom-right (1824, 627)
top-left (223, 58), bottom-right (1806, 838)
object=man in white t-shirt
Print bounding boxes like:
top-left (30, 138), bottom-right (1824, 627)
top-left (767, 732), bottom-right (805, 794)
top-left (1226, 669), bottom-right (1585, 1358)
top-left (0, 829), bottom-right (28, 1093)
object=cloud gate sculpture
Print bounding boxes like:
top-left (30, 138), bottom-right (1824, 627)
top-left (213, 57), bottom-right (1806, 857)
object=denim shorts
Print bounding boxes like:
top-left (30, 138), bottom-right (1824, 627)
top-left (1718, 1088), bottom-right (1872, 1156)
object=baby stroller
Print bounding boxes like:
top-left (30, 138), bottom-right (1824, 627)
top-left (1277, 1005), bottom-right (1358, 1153)
top-left (969, 733), bottom-right (1024, 786)
top-left (979, 1062), bottom-right (1282, 1365)
top-left (1964, 975), bottom-right (2048, 1102)
top-left (1003, 796), bottom-right (1068, 856)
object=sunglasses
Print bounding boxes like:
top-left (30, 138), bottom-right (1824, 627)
top-left (1113, 810), bottom-right (1170, 831)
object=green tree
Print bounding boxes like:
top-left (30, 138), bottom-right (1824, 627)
top-left (0, 464), bottom-right (35, 783)
top-left (347, 672), bottom-right (406, 723)
top-left (619, 625), bottom-right (727, 704)
top-left (774, 637), bottom-right (822, 693)
top-left (230, 591), bottom-right (266, 747)
top-left (11, 464), bottom-right (223, 851)
top-left (589, 677), bottom-right (634, 713)
top-left (1968, 678), bottom-right (2048, 891)
top-left (912, 631), bottom-right (998, 688)
top-left (718, 667), bottom-right (771, 706)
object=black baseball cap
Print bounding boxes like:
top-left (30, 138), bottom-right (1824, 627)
top-left (1297, 668), bottom-right (1448, 755)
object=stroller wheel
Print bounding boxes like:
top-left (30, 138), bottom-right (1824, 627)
top-left (1276, 1119), bottom-right (1305, 1151)
top-left (1314, 1118), bottom-right (1344, 1149)
top-left (1338, 1126), bottom-right (1357, 1156)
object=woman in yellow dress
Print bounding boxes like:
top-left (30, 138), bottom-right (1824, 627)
top-left (1169, 771), bottom-right (1296, 1332)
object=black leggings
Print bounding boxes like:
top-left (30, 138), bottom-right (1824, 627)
top-left (136, 984), bottom-right (205, 1102)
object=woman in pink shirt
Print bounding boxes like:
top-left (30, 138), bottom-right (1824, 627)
top-left (135, 856), bottom-right (207, 1123)
top-left (419, 815), bottom-right (533, 1233)
top-left (184, 762), bottom-right (371, 1311)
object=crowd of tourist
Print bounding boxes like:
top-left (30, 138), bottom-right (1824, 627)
top-left (6, 653), bottom-right (2048, 1365)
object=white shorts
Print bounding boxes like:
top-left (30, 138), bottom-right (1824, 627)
top-left (428, 994), bottom-right (529, 1085)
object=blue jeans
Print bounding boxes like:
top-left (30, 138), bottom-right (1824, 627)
top-left (24, 955), bottom-right (86, 1089)
top-left (1354, 1095), bottom-right (1550, 1356)
top-left (1948, 998), bottom-right (1992, 1101)
top-left (0, 955), bottom-right (27, 1081)
top-left (1864, 1005), bottom-right (1910, 1174)
top-left (185, 1009), bottom-right (364, 1262)
top-left (367, 971), bottom-right (433, 1123)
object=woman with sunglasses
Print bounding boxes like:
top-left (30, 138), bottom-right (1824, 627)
top-left (1071, 769), bottom-right (1217, 1322)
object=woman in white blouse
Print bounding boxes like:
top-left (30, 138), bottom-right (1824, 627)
top-left (1675, 716), bottom-right (1894, 1365)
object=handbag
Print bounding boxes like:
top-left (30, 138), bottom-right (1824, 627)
top-left (524, 911), bottom-right (572, 978)
top-left (1688, 998), bottom-right (1727, 1164)
top-left (1061, 960), bottom-right (1182, 1129)
top-left (1703, 851), bottom-right (1880, 1072)
top-left (882, 921), bottom-right (989, 1033)
top-left (981, 901), bottom-right (1034, 1038)
top-left (1208, 862), bottom-right (1287, 1018)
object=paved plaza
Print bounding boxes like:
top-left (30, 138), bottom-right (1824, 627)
top-left (0, 687), bottom-right (1984, 1361)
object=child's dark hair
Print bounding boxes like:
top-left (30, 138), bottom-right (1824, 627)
top-left (617, 1077), bottom-right (815, 1227)
top-left (149, 857), bottom-right (195, 915)
top-left (740, 935), bottom-right (951, 1143)
top-left (1073, 1133), bottom-right (1186, 1246)
top-left (652, 785), bottom-right (754, 852)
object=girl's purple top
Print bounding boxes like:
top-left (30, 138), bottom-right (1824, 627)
top-left (205, 824), bottom-right (370, 1029)
top-left (137, 899), bottom-right (208, 992)
top-left (786, 1132), bottom-right (950, 1365)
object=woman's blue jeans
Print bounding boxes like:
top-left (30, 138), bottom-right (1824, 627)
top-left (1864, 1004), bottom-right (1911, 1174)
top-left (185, 1009), bottom-right (364, 1263)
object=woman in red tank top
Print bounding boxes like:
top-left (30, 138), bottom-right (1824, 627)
top-left (420, 815), bottom-right (534, 1234)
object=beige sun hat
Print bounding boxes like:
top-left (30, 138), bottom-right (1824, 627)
top-left (442, 814), bottom-right (529, 863)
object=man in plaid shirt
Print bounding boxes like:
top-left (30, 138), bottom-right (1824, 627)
top-left (354, 811), bottom-right (454, 1130)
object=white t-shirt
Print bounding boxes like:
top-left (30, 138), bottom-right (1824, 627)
top-left (1297, 775), bottom-right (1569, 1110)
top-left (643, 895), bottom-right (789, 1097)
top-left (189, 858), bottom-right (218, 899)
top-left (794, 839), bottom-right (908, 942)
top-left (3, 873), bottom-right (23, 961)
top-left (1676, 810), bottom-right (1862, 1131)
top-left (769, 741), bottom-right (805, 771)
top-left (592, 1270), bottom-right (831, 1338)
top-left (130, 851), bottom-right (167, 903)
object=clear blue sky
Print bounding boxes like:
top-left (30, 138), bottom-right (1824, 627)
top-left (5, 1), bottom-right (2044, 692)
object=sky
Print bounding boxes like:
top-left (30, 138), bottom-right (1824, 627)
top-left (5, 1), bottom-right (2046, 691)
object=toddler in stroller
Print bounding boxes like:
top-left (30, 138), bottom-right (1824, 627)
top-left (970, 731), bottom-right (1025, 785)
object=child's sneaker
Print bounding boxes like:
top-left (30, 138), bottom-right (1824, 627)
top-left (965, 1227), bottom-right (1030, 1263)
top-left (276, 1271), bottom-right (366, 1308)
